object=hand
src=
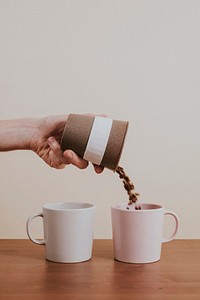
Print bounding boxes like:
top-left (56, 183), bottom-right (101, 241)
top-left (30, 115), bottom-right (104, 173)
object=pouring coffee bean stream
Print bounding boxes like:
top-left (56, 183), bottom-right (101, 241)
top-left (116, 166), bottom-right (141, 210)
top-left (60, 115), bottom-right (140, 209)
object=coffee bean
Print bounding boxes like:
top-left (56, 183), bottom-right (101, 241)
top-left (116, 166), bottom-right (140, 210)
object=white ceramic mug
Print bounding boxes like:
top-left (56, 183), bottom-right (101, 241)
top-left (111, 203), bottom-right (179, 264)
top-left (26, 202), bottom-right (95, 263)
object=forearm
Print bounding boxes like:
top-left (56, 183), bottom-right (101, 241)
top-left (0, 118), bottom-right (38, 151)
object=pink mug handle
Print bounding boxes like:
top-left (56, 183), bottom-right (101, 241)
top-left (162, 210), bottom-right (179, 243)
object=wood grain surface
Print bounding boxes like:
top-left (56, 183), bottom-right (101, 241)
top-left (0, 239), bottom-right (200, 300)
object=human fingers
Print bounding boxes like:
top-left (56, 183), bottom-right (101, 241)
top-left (63, 150), bottom-right (89, 170)
top-left (48, 149), bottom-right (67, 169)
top-left (47, 137), bottom-right (70, 165)
top-left (93, 164), bottom-right (104, 174)
top-left (64, 150), bottom-right (104, 173)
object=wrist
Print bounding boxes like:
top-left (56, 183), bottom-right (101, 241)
top-left (0, 118), bottom-right (39, 151)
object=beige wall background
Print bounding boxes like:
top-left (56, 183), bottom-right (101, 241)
top-left (0, 0), bottom-right (200, 239)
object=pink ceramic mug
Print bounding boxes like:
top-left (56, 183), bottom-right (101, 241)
top-left (111, 203), bottom-right (179, 264)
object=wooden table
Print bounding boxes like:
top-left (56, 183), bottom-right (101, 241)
top-left (0, 240), bottom-right (200, 300)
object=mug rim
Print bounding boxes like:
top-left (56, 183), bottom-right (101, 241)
top-left (43, 202), bottom-right (95, 211)
top-left (111, 203), bottom-right (163, 211)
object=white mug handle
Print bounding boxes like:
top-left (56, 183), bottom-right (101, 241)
top-left (26, 212), bottom-right (45, 245)
top-left (162, 210), bottom-right (180, 243)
